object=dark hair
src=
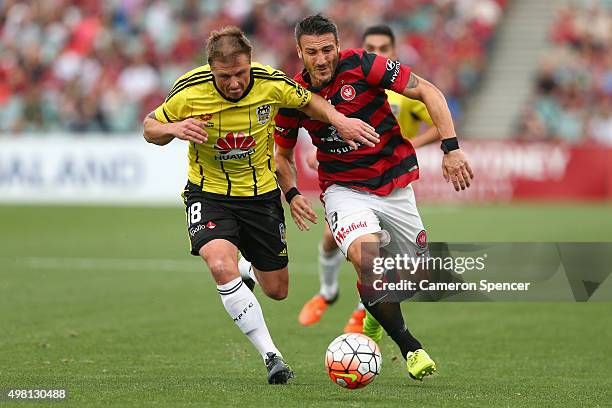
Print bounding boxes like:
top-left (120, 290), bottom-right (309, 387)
top-left (362, 24), bottom-right (395, 46)
top-left (295, 14), bottom-right (339, 45)
top-left (206, 26), bottom-right (252, 65)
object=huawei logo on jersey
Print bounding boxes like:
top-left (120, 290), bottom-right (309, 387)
top-left (214, 131), bottom-right (256, 160)
top-left (214, 131), bottom-right (255, 154)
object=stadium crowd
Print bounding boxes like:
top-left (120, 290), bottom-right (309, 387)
top-left (0, 0), bottom-right (505, 134)
top-left (520, 1), bottom-right (612, 144)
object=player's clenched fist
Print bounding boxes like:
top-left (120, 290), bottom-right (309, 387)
top-left (442, 149), bottom-right (474, 191)
top-left (306, 150), bottom-right (318, 171)
top-left (169, 118), bottom-right (209, 144)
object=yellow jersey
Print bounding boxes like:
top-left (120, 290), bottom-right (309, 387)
top-left (386, 90), bottom-right (433, 139)
top-left (154, 63), bottom-right (312, 197)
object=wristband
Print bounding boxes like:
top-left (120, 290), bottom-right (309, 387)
top-left (440, 137), bottom-right (459, 154)
top-left (284, 187), bottom-right (301, 204)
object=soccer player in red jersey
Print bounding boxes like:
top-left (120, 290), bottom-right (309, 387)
top-left (274, 15), bottom-right (474, 380)
top-left (297, 24), bottom-right (442, 335)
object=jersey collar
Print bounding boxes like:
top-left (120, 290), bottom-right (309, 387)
top-left (212, 68), bottom-right (255, 103)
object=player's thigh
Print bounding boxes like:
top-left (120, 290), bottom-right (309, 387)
top-left (378, 184), bottom-right (428, 258)
top-left (322, 184), bottom-right (388, 256)
top-left (345, 233), bottom-right (381, 282)
top-left (321, 223), bottom-right (337, 252)
top-left (235, 193), bottom-right (289, 273)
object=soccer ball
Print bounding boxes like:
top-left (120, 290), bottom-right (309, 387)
top-left (325, 333), bottom-right (381, 389)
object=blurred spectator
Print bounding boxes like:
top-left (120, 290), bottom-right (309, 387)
top-left (588, 96), bottom-right (612, 145)
top-left (0, 0), bottom-right (506, 135)
top-left (520, 1), bottom-right (612, 144)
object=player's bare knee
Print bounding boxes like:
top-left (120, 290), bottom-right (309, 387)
top-left (200, 250), bottom-right (236, 284)
top-left (208, 259), bottom-right (237, 283)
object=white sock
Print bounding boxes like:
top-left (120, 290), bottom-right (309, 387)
top-left (218, 277), bottom-right (279, 360)
top-left (318, 243), bottom-right (343, 301)
top-left (238, 256), bottom-right (258, 284)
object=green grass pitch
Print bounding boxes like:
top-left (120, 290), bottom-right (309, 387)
top-left (1, 203), bottom-right (611, 407)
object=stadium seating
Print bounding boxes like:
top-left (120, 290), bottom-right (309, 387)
top-left (0, 0), bottom-right (506, 134)
top-left (519, 1), bottom-right (612, 144)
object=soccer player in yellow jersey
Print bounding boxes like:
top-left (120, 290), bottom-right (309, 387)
top-left (143, 26), bottom-right (378, 384)
top-left (298, 25), bottom-right (441, 333)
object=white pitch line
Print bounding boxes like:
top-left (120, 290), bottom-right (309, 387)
top-left (10, 256), bottom-right (202, 272)
top-left (2, 256), bottom-right (318, 273)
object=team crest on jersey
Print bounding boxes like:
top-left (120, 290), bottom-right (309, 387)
top-left (416, 230), bottom-right (427, 247)
top-left (256, 104), bottom-right (271, 125)
top-left (416, 230), bottom-right (428, 256)
top-left (214, 131), bottom-right (256, 160)
top-left (340, 85), bottom-right (356, 101)
top-left (279, 222), bottom-right (287, 244)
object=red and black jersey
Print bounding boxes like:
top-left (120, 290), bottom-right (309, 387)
top-left (274, 48), bottom-right (419, 196)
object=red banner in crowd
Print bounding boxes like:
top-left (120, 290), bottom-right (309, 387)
top-left (293, 138), bottom-right (612, 202)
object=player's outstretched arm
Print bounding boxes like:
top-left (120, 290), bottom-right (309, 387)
top-left (298, 94), bottom-right (380, 150)
top-left (401, 74), bottom-right (474, 191)
top-left (275, 145), bottom-right (317, 231)
top-left (143, 112), bottom-right (209, 146)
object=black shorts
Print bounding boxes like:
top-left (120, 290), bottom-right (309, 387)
top-left (182, 182), bottom-right (288, 271)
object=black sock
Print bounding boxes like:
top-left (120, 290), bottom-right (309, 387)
top-left (363, 301), bottom-right (422, 358)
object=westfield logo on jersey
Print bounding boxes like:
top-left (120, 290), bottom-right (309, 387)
top-left (214, 131), bottom-right (256, 160)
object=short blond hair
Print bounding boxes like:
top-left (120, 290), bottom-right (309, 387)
top-left (206, 26), bottom-right (252, 66)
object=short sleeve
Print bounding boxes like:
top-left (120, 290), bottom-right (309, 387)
top-left (274, 108), bottom-right (303, 149)
top-left (153, 81), bottom-right (188, 123)
top-left (277, 77), bottom-right (312, 109)
top-left (360, 51), bottom-right (412, 94)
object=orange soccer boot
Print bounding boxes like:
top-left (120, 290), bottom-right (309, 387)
top-left (298, 294), bottom-right (338, 326)
top-left (343, 308), bottom-right (366, 333)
